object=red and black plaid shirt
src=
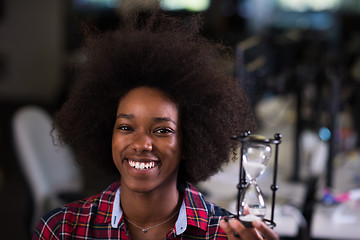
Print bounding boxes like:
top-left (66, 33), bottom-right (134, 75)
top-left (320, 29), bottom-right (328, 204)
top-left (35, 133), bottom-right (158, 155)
top-left (33, 181), bottom-right (231, 239)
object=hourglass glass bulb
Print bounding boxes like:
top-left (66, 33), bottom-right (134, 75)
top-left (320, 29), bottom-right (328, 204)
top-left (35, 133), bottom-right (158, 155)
top-left (240, 135), bottom-right (272, 222)
top-left (243, 140), bottom-right (271, 180)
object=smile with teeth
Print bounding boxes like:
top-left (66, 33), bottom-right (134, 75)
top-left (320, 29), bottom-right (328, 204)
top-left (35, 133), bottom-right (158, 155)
top-left (128, 159), bottom-right (156, 170)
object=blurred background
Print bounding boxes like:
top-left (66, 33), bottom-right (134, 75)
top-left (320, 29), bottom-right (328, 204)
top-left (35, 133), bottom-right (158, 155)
top-left (1, 0), bottom-right (360, 239)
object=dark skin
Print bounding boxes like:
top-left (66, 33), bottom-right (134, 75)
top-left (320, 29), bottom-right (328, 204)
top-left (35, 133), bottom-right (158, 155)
top-left (111, 87), bottom-right (279, 240)
top-left (112, 87), bottom-right (182, 239)
top-left (50, 10), bottom-right (277, 240)
top-left (53, 12), bottom-right (257, 185)
top-left (220, 218), bottom-right (279, 240)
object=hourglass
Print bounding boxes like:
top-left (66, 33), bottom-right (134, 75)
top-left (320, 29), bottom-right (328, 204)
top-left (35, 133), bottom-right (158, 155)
top-left (232, 132), bottom-right (281, 228)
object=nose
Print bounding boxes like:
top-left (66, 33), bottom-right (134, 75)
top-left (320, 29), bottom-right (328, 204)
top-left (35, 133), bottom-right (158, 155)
top-left (131, 131), bottom-right (153, 152)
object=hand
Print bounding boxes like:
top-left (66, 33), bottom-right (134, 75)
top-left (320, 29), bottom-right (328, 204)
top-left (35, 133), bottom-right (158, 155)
top-left (219, 217), bottom-right (279, 240)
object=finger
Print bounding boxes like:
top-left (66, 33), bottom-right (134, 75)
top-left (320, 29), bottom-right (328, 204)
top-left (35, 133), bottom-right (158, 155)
top-left (229, 218), bottom-right (265, 239)
top-left (221, 217), bottom-right (264, 240)
top-left (233, 218), bottom-right (263, 239)
top-left (243, 204), bottom-right (250, 215)
top-left (220, 218), bottom-right (242, 239)
top-left (219, 219), bottom-right (235, 236)
top-left (219, 219), bottom-right (231, 233)
top-left (253, 220), bottom-right (279, 240)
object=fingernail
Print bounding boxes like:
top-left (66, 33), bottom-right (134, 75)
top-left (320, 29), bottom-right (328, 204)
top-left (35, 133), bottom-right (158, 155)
top-left (252, 220), bottom-right (261, 228)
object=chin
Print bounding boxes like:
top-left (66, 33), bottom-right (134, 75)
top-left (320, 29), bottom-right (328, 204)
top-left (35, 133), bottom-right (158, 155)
top-left (123, 179), bottom-right (157, 193)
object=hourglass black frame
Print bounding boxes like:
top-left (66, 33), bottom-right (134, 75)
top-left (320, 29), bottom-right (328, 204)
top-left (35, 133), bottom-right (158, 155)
top-left (231, 131), bottom-right (282, 228)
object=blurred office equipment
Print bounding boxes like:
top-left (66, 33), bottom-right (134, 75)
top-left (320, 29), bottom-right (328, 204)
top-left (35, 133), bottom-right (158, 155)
top-left (12, 106), bottom-right (83, 233)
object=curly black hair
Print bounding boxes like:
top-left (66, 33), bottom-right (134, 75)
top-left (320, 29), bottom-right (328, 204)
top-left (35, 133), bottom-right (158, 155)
top-left (54, 11), bottom-right (255, 184)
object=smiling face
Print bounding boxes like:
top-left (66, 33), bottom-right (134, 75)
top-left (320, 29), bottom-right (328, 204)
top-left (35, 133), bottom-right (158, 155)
top-left (112, 87), bottom-right (182, 194)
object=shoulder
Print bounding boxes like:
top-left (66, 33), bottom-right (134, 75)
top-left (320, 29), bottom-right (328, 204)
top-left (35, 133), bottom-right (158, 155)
top-left (32, 181), bottom-right (119, 239)
top-left (32, 207), bottom-right (66, 240)
top-left (182, 183), bottom-right (231, 239)
top-left (32, 195), bottom-right (100, 239)
top-left (202, 198), bottom-right (232, 239)
top-left (205, 200), bottom-right (233, 217)
top-left (184, 182), bottom-right (233, 217)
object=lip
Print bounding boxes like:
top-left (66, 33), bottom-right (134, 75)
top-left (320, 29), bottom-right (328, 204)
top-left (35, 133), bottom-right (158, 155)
top-left (124, 155), bottom-right (160, 171)
top-left (124, 156), bottom-right (159, 163)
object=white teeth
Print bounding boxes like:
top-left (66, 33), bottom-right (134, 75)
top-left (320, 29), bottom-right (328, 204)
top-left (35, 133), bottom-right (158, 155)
top-left (128, 160), bottom-right (156, 170)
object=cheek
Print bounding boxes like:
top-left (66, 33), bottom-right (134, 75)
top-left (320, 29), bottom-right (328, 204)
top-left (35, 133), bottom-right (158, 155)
top-left (167, 137), bottom-right (182, 161)
top-left (112, 138), bottom-right (127, 175)
top-left (112, 135), bottom-right (125, 162)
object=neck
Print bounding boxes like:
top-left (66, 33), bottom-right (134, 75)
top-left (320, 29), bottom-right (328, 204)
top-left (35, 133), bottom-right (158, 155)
top-left (120, 181), bottom-right (181, 226)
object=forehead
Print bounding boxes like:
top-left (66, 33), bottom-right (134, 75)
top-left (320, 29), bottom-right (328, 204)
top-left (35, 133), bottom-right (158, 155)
top-left (117, 87), bottom-right (179, 118)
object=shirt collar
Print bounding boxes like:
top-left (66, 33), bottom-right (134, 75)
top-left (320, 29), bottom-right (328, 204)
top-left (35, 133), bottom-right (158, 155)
top-left (110, 182), bottom-right (209, 234)
top-left (111, 187), bottom-right (188, 235)
top-left (183, 183), bottom-right (209, 231)
top-left (95, 181), bottom-right (120, 224)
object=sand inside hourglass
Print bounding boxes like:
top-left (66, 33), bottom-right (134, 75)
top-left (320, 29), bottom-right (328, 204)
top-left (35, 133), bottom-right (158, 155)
top-left (243, 161), bottom-right (266, 179)
top-left (242, 161), bottom-right (267, 218)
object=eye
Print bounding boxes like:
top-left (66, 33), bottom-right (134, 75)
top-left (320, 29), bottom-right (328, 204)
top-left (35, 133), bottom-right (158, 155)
top-left (154, 128), bottom-right (175, 135)
top-left (117, 125), bottom-right (133, 132)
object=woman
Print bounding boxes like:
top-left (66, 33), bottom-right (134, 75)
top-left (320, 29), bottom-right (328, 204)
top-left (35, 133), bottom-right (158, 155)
top-left (33, 11), bottom-right (279, 240)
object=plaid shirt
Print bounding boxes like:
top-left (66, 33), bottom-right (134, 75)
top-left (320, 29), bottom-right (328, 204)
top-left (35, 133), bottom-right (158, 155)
top-left (33, 181), bottom-right (231, 239)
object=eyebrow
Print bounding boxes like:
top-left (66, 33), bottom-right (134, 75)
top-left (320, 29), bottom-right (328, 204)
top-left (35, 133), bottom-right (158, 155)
top-left (116, 113), bottom-right (134, 119)
top-left (116, 114), bottom-right (176, 125)
top-left (153, 117), bottom-right (176, 125)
